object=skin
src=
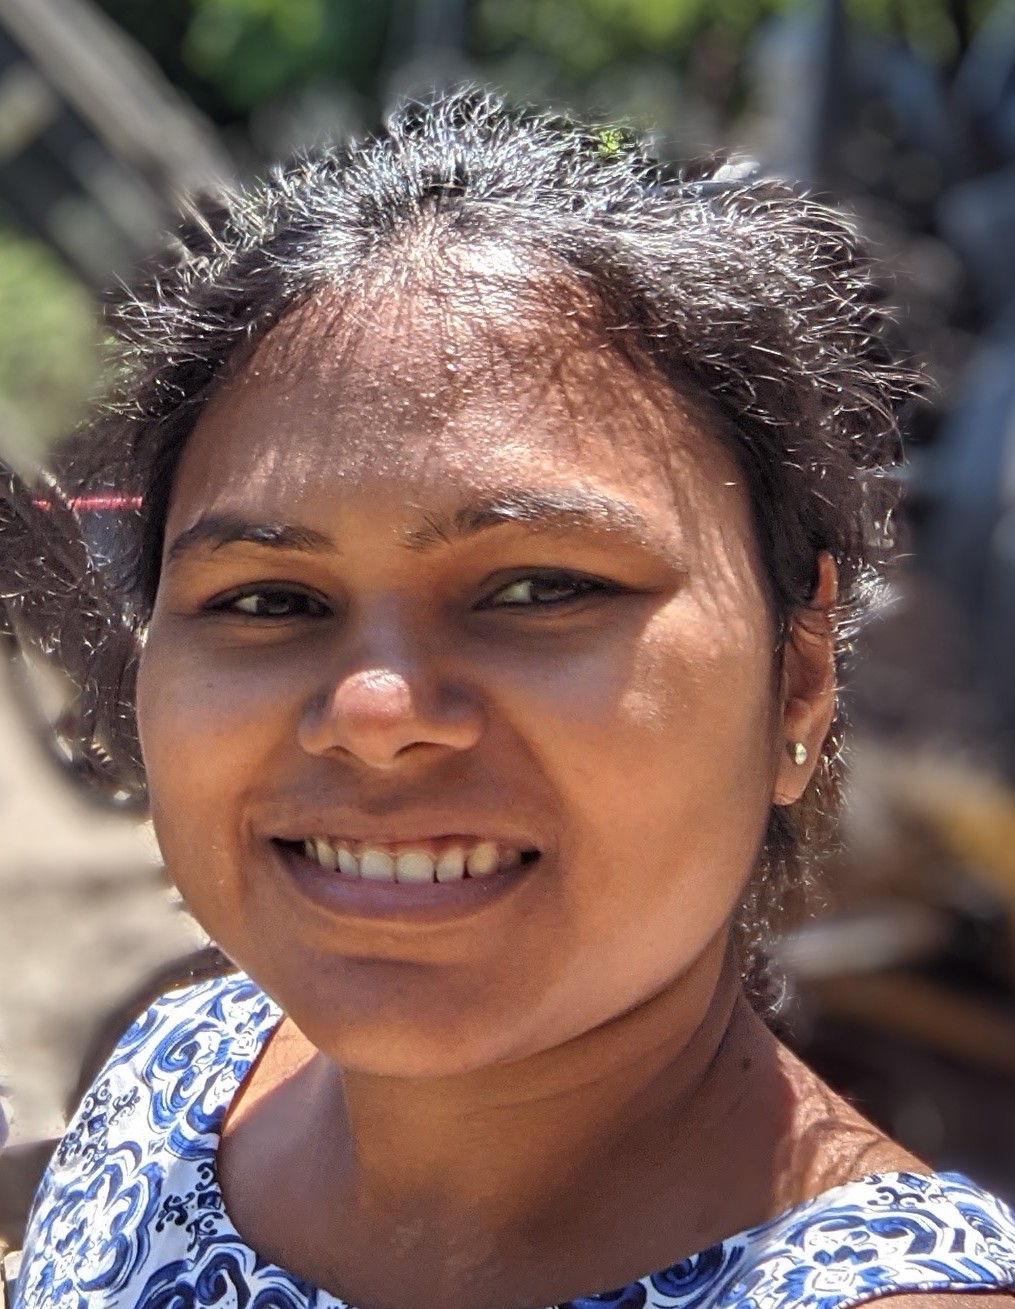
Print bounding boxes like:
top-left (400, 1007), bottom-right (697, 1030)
top-left (136, 275), bottom-right (1008, 1309)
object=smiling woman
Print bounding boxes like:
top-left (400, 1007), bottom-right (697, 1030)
top-left (7, 92), bottom-right (1015, 1309)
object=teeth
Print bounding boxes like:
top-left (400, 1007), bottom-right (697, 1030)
top-left (395, 851), bottom-right (436, 883)
top-left (360, 849), bottom-right (396, 881)
top-left (435, 848), bottom-right (466, 882)
top-left (336, 847), bottom-right (359, 878)
top-left (315, 839), bottom-right (338, 870)
top-left (465, 841), bottom-right (498, 877)
top-left (297, 838), bottom-right (530, 882)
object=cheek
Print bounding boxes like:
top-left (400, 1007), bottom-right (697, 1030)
top-left (498, 598), bottom-right (777, 795)
top-left (138, 621), bottom-right (307, 754)
top-left (135, 629), bottom-right (296, 878)
top-left (630, 605), bottom-right (779, 846)
top-left (500, 599), bottom-right (779, 942)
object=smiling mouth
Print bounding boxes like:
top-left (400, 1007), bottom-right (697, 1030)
top-left (273, 837), bottom-right (541, 885)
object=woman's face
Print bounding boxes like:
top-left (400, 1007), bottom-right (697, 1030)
top-left (138, 285), bottom-right (810, 1077)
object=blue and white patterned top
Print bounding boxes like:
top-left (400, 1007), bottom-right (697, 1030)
top-left (13, 975), bottom-right (1015, 1309)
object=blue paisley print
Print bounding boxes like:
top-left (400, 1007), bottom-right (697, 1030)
top-left (13, 976), bottom-right (1015, 1309)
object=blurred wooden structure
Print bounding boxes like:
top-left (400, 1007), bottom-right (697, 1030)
top-left (0, 0), bottom-right (230, 283)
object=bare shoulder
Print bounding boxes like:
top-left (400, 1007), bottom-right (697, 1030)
top-left (773, 1032), bottom-right (928, 1185)
top-left (767, 1041), bottom-right (1015, 1309)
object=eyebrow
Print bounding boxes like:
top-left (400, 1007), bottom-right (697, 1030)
top-left (166, 516), bottom-right (335, 562)
top-left (402, 489), bottom-right (658, 552)
top-left (165, 489), bottom-right (669, 563)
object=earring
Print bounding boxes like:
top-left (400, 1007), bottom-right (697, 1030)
top-left (789, 741), bottom-right (808, 766)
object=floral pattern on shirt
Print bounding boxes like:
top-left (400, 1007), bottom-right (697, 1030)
top-left (14, 975), bottom-right (1015, 1309)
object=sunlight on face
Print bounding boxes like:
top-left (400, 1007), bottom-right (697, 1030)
top-left (137, 277), bottom-right (785, 1077)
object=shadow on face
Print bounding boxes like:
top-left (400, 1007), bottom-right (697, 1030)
top-left (136, 255), bottom-right (794, 1080)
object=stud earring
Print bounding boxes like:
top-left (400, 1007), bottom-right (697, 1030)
top-left (789, 741), bottom-right (808, 766)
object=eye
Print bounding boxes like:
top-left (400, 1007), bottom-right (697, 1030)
top-left (482, 572), bottom-right (618, 608)
top-left (207, 587), bottom-right (330, 619)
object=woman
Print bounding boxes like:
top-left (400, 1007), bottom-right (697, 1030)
top-left (10, 93), bottom-right (1015, 1309)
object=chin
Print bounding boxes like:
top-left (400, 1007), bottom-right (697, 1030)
top-left (299, 1008), bottom-right (529, 1080)
top-left (241, 952), bottom-right (537, 1079)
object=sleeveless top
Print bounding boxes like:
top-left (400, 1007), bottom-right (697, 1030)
top-left (13, 974), bottom-right (1015, 1309)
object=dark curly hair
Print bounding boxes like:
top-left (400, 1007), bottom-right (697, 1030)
top-left (0, 90), bottom-right (917, 1005)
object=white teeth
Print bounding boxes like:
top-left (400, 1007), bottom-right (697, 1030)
top-left (298, 838), bottom-right (531, 882)
top-left (465, 841), bottom-right (499, 877)
top-left (336, 847), bottom-right (359, 878)
top-left (360, 849), bottom-right (396, 881)
top-left (435, 848), bottom-right (466, 882)
top-left (395, 851), bottom-right (436, 883)
top-left (315, 839), bottom-right (338, 870)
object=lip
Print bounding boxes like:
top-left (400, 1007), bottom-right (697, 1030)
top-left (262, 808), bottom-right (542, 852)
top-left (270, 839), bottom-right (540, 927)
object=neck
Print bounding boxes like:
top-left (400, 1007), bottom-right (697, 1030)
top-left (278, 937), bottom-right (789, 1244)
top-left (220, 938), bottom-right (909, 1309)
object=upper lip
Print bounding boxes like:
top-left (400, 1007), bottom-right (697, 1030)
top-left (260, 809), bottom-right (542, 851)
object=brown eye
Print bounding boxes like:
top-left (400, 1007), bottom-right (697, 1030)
top-left (211, 588), bottom-right (329, 619)
top-left (484, 573), bottom-right (615, 608)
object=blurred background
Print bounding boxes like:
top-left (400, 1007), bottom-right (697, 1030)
top-left (2, 0), bottom-right (1015, 1252)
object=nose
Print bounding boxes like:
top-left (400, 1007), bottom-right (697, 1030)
top-left (297, 665), bottom-right (484, 771)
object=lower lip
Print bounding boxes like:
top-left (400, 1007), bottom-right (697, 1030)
top-left (270, 842), bottom-right (539, 926)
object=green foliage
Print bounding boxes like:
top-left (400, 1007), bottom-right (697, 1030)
top-left (473, 0), bottom-right (794, 77)
top-left (595, 126), bottom-right (626, 157)
top-left (473, 0), bottom-right (995, 81)
top-left (0, 227), bottom-right (97, 459)
top-left (845, 0), bottom-right (999, 63)
top-left (184, 0), bottom-right (340, 111)
top-left (91, 0), bottom-right (1002, 135)
top-left (95, 0), bottom-right (392, 123)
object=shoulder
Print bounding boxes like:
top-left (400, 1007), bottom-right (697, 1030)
top-left (12, 973), bottom-right (281, 1305)
top-left (876, 1297), bottom-right (1015, 1307)
top-left (723, 1171), bottom-right (1015, 1309)
top-left (35, 970), bottom-right (276, 1180)
top-left (57, 970), bottom-right (280, 1148)
top-left (114, 969), bottom-right (276, 1053)
top-left (78, 968), bottom-right (279, 1093)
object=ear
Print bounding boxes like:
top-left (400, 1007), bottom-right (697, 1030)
top-left (772, 552), bottom-right (838, 806)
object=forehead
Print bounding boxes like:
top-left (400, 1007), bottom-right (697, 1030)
top-left (170, 275), bottom-right (743, 536)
